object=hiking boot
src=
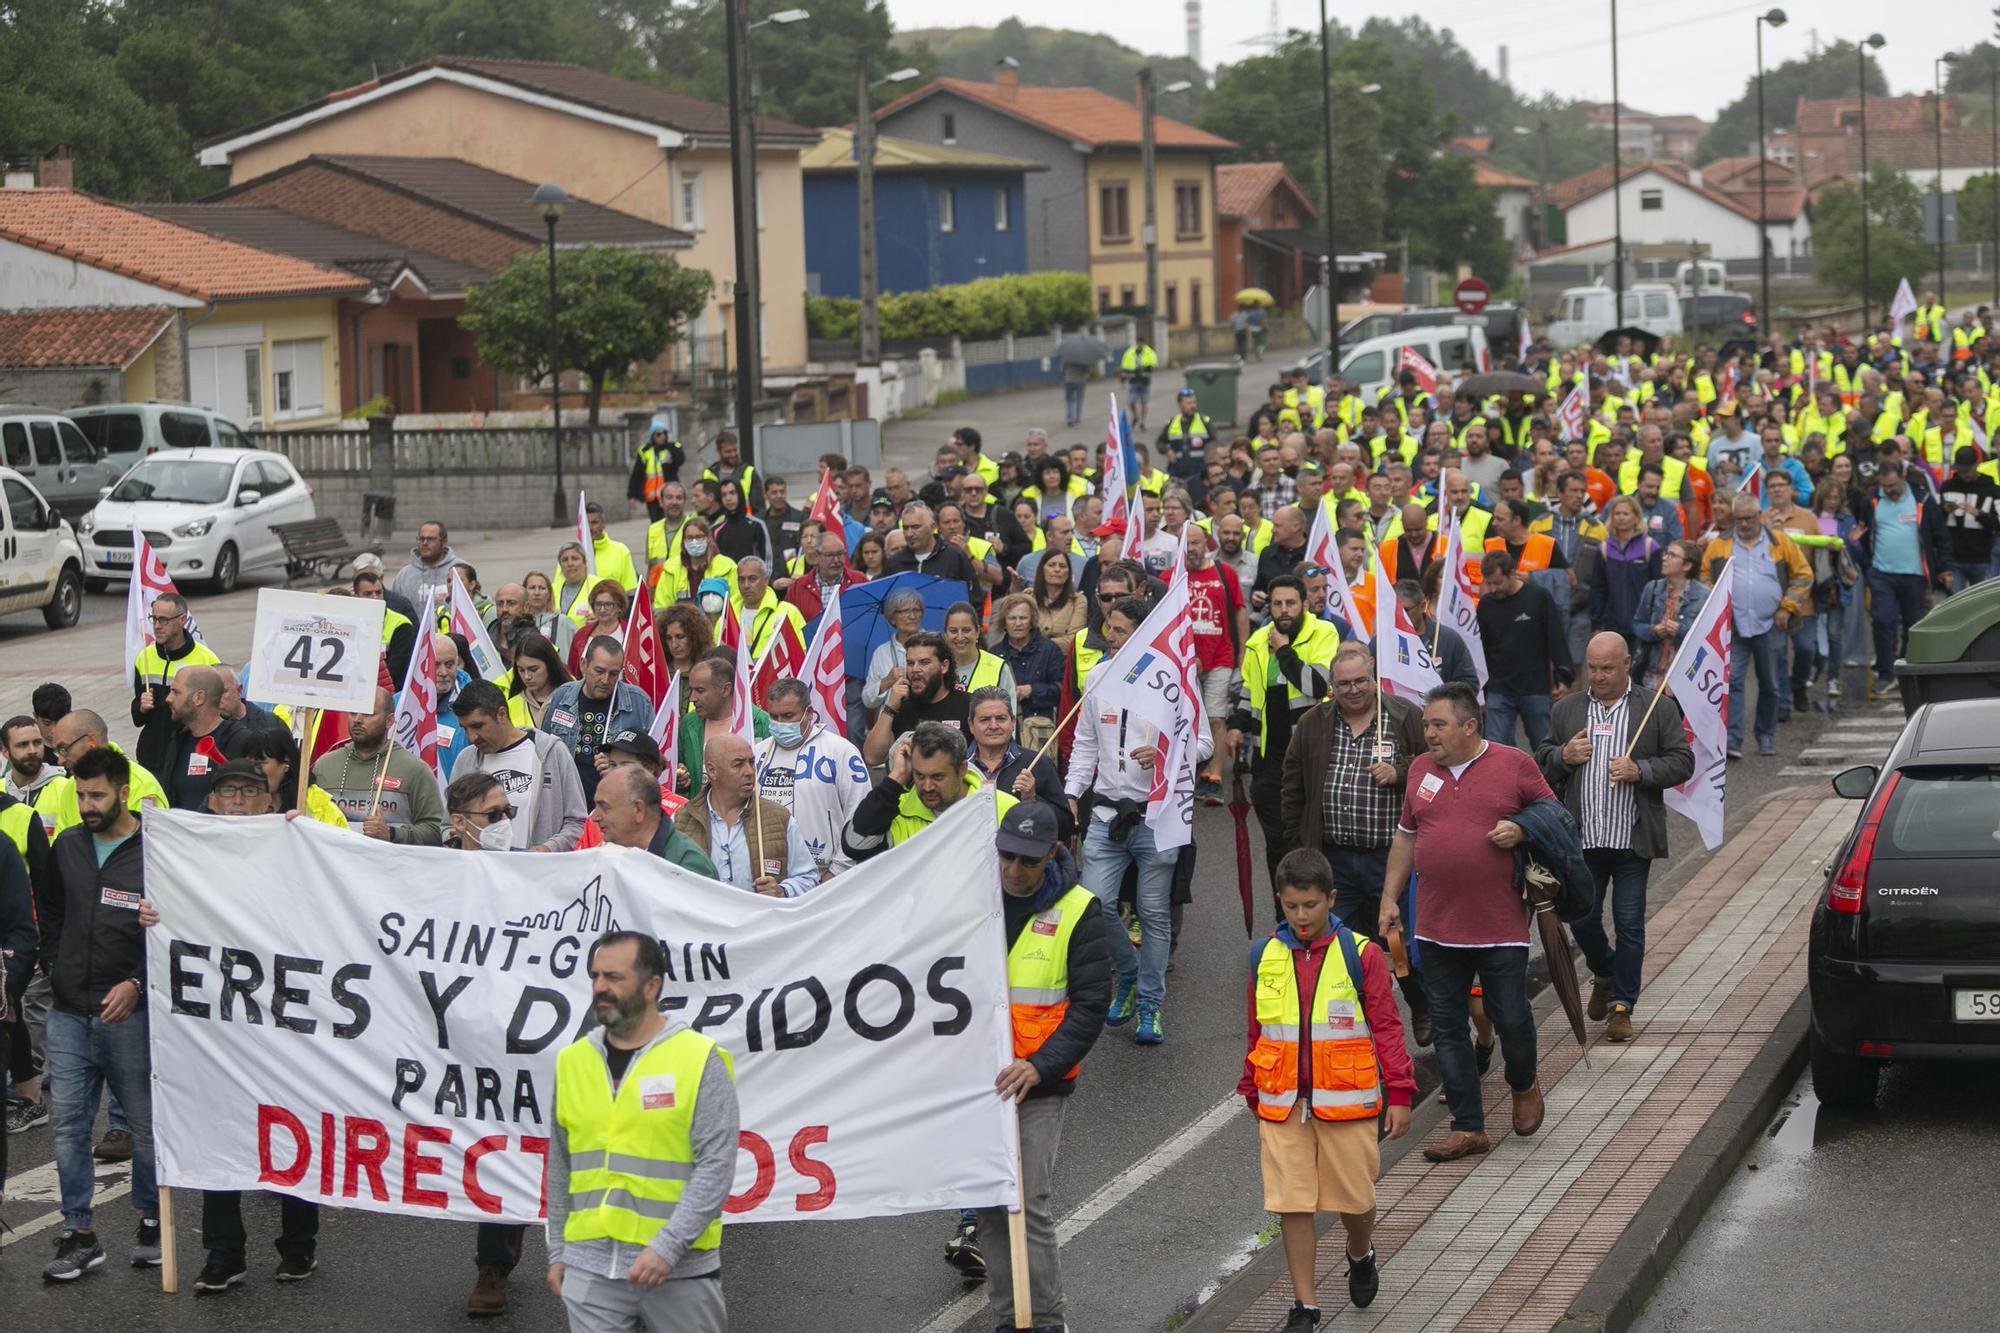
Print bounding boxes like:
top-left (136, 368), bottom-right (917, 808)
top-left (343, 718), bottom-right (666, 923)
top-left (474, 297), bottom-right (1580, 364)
top-left (131, 1217), bottom-right (162, 1268)
top-left (43, 1230), bottom-right (105, 1283)
top-left (1513, 1084), bottom-right (1546, 1136)
top-left (1106, 976), bottom-right (1138, 1027)
top-left (1135, 1004), bottom-right (1165, 1046)
top-left (1283, 1301), bottom-right (1322, 1329)
top-left (1587, 979), bottom-right (1611, 1022)
top-left (5, 1096), bottom-right (50, 1134)
top-left (1422, 1131), bottom-right (1492, 1162)
top-left (1409, 1010), bottom-right (1434, 1047)
top-left (194, 1252), bottom-right (247, 1294)
top-left (1347, 1247), bottom-right (1380, 1309)
top-left (1757, 735), bottom-right (1777, 757)
top-left (274, 1254), bottom-right (318, 1282)
top-left (944, 1218), bottom-right (987, 1278)
top-left (1606, 1005), bottom-right (1635, 1043)
top-left (94, 1129), bottom-right (132, 1162)
top-left (466, 1264), bottom-right (509, 1315)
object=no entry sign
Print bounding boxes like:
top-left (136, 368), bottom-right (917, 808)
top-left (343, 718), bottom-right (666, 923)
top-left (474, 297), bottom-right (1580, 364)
top-left (1453, 277), bottom-right (1491, 315)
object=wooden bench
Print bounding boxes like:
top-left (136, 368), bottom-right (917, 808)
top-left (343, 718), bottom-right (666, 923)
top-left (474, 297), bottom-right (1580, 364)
top-left (273, 517), bottom-right (375, 585)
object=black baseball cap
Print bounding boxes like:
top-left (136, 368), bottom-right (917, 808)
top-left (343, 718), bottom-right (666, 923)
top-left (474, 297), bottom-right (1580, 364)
top-left (603, 729), bottom-right (662, 765)
top-left (995, 801), bottom-right (1060, 858)
top-left (208, 760), bottom-right (271, 792)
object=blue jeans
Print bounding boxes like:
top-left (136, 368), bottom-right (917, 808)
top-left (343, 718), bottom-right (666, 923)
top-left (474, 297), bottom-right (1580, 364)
top-left (476, 1222), bottom-right (526, 1273)
top-left (1081, 817), bottom-right (1173, 1008)
top-left (1327, 844), bottom-right (1428, 1016)
top-left (1483, 692), bottom-right (1552, 751)
top-left (1727, 627), bottom-right (1780, 749)
top-left (1951, 560), bottom-right (1989, 590)
top-left (46, 1007), bottom-right (157, 1230)
top-left (1063, 380), bottom-right (1086, 425)
top-left (1570, 850), bottom-right (1651, 1009)
top-left (1418, 943), bottom-right (1537, 1134)
top-left (1774, 612), bottom-right (1818, 704)
top-left (1867, 569), bottom-right (1929, 679)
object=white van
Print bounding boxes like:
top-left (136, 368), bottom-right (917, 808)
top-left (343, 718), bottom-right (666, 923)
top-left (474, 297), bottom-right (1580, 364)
top-left (1337, 325), bottom-right (1491, 402)
top-left (0, 465), bottom-right (85, 628)
top-left (1674, 260), bottom-right (1728, 297)
top-left (1546, 282), bottom-right (1683, 349)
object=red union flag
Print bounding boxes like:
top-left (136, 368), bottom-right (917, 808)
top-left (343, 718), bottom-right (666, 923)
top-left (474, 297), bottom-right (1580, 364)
top-left (749, 613), bottom-right (807, 709)
top-left (1553, 376), bottom-right (1590, 442)
top-left (799, 588), bottom-right (848, 737)
top-left (1664, 558), bottom-right (1734, 850)
top-left (391, 622), bottom-right (442, 797)
top-left (807, 465), bottom-right (844, 533)
top-left (1397, 346), bottom-right (1438, 394)
top-left (647, 669), bottom-right (682, 755)
top-left (622, 578), bottom-right (670, 708)
top-left (1372, 538), bottom-right (1440, 702)
top-left (1100, 393), bottom-right (1131, 529)
top-left (125, 526), bottom-right (199, 671)
top-left (1436, 509), bottom-right (1487, 691)
top-left (722, 602), bottom-right (754, 742)
top-left (717, 596), bottom-right (744, 652)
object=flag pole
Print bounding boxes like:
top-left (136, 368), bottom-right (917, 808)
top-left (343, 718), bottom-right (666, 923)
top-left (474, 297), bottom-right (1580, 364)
top-left (1008, 1102), bottom-right (1033, 1328)
top-left (293, 709), bottom-right (314, 816)
top-left (1620, 672), bottom-right (1673, 764)
top-left (158, 1185), bottom-right (178, 1292)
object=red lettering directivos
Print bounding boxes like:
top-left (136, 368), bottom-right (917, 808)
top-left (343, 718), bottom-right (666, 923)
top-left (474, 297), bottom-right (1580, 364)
top-left (256, 1103), bottom-right (549, 1216)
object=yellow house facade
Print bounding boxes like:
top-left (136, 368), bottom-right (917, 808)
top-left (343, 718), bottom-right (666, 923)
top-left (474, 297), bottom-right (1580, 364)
top-left (199, 58), bottom-right (818, 372)
top-left (1085, 149), bottom-right (1220, 328)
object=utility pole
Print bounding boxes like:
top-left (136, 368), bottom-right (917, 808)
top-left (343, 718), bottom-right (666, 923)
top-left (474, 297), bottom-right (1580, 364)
top-left (1319, 0), bottom-right (1339, 369)
top-left (1611, 0), bottom-right (1625, 326)
top-left (1138, 67), bottom-right (1159, 325)
top-left (856, 56), bottom-right (881, 367)
top-left (723, 0), bottom-right (763, 467)
top-left (1859, 35), bottom-right (1883, 330)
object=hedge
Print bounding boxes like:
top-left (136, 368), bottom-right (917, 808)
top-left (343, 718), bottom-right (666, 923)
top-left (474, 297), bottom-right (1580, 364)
top-left (806, 272), bottom-right (1094, 342)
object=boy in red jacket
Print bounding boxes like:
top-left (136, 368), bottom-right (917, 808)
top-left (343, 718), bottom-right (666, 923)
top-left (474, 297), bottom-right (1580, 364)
top-left (1240, 849), bottom-right (1416, 1328)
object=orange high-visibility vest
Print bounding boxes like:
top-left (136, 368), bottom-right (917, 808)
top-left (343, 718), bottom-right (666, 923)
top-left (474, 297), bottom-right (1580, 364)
top-left (1247, 930), bottom-right (1382, 1123)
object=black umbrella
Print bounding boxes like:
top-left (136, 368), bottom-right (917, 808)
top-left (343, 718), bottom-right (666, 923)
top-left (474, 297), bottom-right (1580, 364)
top-left (1593, 325), bottom-right (1662, 359)
top-left (1229, 757), bottom-right (1255, 938)
top-left (1455, 371), bottom-right (1547, 399)
top-left (1057, 332), bottom-right (1109, 367)
top-left (1523, 860), bottom-right (1589, 1051)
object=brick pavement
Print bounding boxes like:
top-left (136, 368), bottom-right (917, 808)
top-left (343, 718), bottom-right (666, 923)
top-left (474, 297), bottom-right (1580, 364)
top-left (1224, 790), bottom-right (1851, 1333)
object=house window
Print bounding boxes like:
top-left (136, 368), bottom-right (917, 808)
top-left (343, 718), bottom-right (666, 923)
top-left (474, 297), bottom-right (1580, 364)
top-left (939, 186), bottom-right (956, 234)
top-left (242, 347), bottom-right (262, 421)
top-left (1165, 282), bottom-right (1179, 325)
top-left (942, 113), bottom-right (957, 144)
top-left (1173, 181), bottom-right (1203, 239)
top-left (1640, 188), bottom-right (1663, 211)
top-left (1097, 286), bottom-right (1112, 313)
top-left (270, 339), bottom-right (324, 420)
top-left (995, 187), bottom-right (1010, 232)
top-left (1190, 278), bottom-right (1203, 326)
top-left (1120, 284), bottom-right (1135, 308)
top-left (681, 172), bottom-right (704, 230)
top-left (1100, 181), bottom-right (1132, 244)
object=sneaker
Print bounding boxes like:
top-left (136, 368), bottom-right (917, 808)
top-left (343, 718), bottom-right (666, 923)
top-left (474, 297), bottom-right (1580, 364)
top-left (1726, 745), bottom-right (1745, 760)
top-left (1758, 736), bottom-right (1777, 757)
top-left (944, 1219), bottom-right (987, 1278)
top-left (43, 1230), bottom-right (105, 1283)
top-left (274, 1254), bottom-right (318, 1282)
top-left (1606, 1004), bottom-right (1635, 1042)
top-left (1106, 976), bottom-right (1138, 1027)
top-left (93, 1128), bottom-right (132, 1162)
top-left (466, 1264), bottom-right (509, 1316)
top-left (131, 1217), bottom-right (161, 1267)
top-left (1135, 1004), bottom-right (1165, 1046)
top-left (5, 1096), bottom-right (50, 1134)
top-left (1283, 1301), bottom-right (1322, 1330)
top-left (1828, 679), bottom-right (1843, 697)
top-left (194, 1252), bottom-right (248, 1294)
top-left (1347, 1248), bottom-right (1380, 1309)
top-left (1196, 775), bottom-right (1223, 806)
top-left (1125, 913), bottom-right (1142, 946)
top-left (1587, 978), bottom-right (1611, 1022)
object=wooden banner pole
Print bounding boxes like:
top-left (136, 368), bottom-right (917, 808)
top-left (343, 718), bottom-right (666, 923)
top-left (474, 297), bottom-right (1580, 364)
top-left (157, 1186), bottom-right (178, 1292)
top-left (1008, 1107), bottom-right (1033, 1328)
top-left (1619, 673), bottom-right (1673, 764)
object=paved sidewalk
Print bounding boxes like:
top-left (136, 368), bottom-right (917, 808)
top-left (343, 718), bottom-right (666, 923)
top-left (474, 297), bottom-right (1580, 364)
top-left (1206, 788), bottom-right (1851, 1333)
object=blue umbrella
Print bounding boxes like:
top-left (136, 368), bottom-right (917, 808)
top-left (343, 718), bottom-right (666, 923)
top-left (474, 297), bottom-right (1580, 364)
top-left (841, 572), bottom-right (969, 680)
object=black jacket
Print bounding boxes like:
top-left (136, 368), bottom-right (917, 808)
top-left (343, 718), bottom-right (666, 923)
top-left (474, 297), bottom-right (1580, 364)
top-left (1507, 797), bottom-right (1596, 924)
top-left (1005, 846), bottom-right (1108, 1098)
top-left (161, 717), bottom-right (246, 811)
top-left (974, 745), bottom-right (1074, 844)
top-left (0, 836), bottom-right (34, 998)
top-left (1476, 581), bottom-right (1574, 694)
top-left (1535, 690), bottom-right (1696, 861)
top-left (130, 636), bottom-right (208, 775)
top-left (1937, 470), bottom-right (2000, 565)
top-left (884, 542), bottom-right (978, 586)
top-left (42, 823), bottom-right (147, 1016)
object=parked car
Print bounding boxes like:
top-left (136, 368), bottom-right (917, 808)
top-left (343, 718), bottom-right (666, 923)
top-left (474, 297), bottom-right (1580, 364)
top-left (1673, 259), bottom-right (1728, 297)
top-left (0, 407), bottom-right (124, 522)
top-left (1341, 303), bottom-right (1525, 358)
top-left (1330, 325), bottom-right (1492, 403)
top-left (1808, 699), bottom-right (2000, 1107)
top-left (1546, 282), bottom-right (1683, 349)
top-left (1683, 291), bottom-right (1758, 338)
top-left (79, 448), bottom-right (313, 594)
top-left (68, 402), bottom-right (254, 480)
top-left (0, 465), bottom-right (85, 628)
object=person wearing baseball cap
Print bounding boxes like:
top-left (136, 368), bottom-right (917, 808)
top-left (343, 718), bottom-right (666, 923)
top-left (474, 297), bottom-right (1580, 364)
top-left (950, 800), bottom-right (1108, 1321)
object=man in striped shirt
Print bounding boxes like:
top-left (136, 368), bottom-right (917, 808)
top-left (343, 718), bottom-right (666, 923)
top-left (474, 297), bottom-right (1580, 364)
top-left (1535, 633), bottom-right (1694, 1043)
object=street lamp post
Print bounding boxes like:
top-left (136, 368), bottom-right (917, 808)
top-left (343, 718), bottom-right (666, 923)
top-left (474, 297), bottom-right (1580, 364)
top-left (1610, 0), bottom-right (1627, 324)
top-left (532, 182), bottom-right (569, 528)
top-left (1859, 34), bottom-right (1885, 330)
top-left (1319, 0), bottom-right (1339, 370)
top-left (1755, 9), bottom-right (1787, 336)
top-left (1512, 121), bottom-right (1552, 251)
top-left (1937, 52), bottom-right (1961, 308)
top-left (1136, 70), bottom-right (1193, 336)
top-left (856, 61), bottom-right (920, 368)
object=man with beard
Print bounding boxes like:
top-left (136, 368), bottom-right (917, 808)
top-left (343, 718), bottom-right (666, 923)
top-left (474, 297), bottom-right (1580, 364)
top-left (861, 632), bottom-right (969, 766)
top-left (4, 713), bottom-right (61, 805)
top-left (159, 667), bottom-right (244, 812)
top-left (309, 688), bottom-right (445, 844)
top-left (545, 931), bottom-right (740, 1332)
top-left (129, 593), bottom-right (219, 775)
top-left (448, 681), bottom-right (588, 852)
top-left (843, 721), bottom-right (1011, 863)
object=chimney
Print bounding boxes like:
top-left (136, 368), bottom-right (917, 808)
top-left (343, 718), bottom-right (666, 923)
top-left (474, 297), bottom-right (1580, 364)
top-left (38, 143), bottom-right (73, 190)
top-left (994, 57), bottom-right (1019, 101)
top-left (3, 155), bottom-right (35, 191)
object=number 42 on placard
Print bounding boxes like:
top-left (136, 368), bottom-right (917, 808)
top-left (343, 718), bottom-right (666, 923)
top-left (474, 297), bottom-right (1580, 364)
top-left (282, 634), bottom-right (347, 682)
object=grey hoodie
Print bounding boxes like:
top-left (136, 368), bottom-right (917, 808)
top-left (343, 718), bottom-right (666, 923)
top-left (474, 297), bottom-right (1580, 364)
top-left (5, 762), bottom-right (61, 805)
top-left (389, 543), bottom-right (467, 611)
top-left (448, 728), bottom-right (587, 852)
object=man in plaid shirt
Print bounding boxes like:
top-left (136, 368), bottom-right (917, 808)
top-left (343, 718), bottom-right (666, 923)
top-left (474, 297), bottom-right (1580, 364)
top-left (1249, 444), bottom-right (1299, 515)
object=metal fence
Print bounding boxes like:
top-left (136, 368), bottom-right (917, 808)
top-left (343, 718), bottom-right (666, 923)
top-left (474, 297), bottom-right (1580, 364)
top-left (251, 426), bottom-right (631, 477)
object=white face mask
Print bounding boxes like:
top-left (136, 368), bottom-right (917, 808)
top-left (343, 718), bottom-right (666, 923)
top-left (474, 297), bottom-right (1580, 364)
top-left (475, 816), bottom-right (513, 852)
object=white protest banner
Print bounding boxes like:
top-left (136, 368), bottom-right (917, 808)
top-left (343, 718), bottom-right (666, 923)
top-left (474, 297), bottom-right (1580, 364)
top-left (1663, 558), bottom-right (1734, 849)
top-left (449, 577), bottom-right (505, 681)
top-left (1371, 539), bottom-right (1440, 702)
top-left (144, 794), bottom-right (1017, 1225)
top-left (577, 490), bottom-right (597, 577)
top-left (124, 527), bottom-right (201, 673)
top-left (1886, 277), bottom-right (1916, 333)
top-left (1436, 510), bottom-right (1488, 692)
top-left (246, 588), bottom-right (384, 713)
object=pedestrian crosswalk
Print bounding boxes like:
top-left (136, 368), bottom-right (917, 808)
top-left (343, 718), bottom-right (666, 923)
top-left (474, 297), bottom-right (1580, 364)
top-left (0, 1156), bottom-right (134, 1250)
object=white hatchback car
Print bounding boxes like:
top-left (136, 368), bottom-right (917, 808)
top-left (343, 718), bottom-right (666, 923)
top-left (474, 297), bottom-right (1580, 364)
top-left (80, 448), bottom-right (314, 593)
top-left (0, 465), bottom-right (86, 628)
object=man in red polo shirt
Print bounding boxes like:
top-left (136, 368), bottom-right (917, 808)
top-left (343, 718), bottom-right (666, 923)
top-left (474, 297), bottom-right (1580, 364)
top-left (1184, 525), bottom-right (1246, 803)
top-left (1380, 680), bottom-right (1554, 1162)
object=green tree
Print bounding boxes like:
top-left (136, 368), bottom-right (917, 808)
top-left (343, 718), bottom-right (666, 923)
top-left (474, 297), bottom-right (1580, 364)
top-left (1697, 40), bottom-right (1886, 164)
top-left (1812, 167), bottom-right (1930, 308)
top-left (460, 246), bottom-right (714, 426)
top-left (1959, 172), bottom-right (2000, 252)
top-left (897, 20), bottom-right (1201, 109)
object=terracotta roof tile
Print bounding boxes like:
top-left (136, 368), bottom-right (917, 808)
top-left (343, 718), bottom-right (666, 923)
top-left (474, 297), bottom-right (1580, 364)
top-left (1795, 92), bottom-right (1957, 136)
top-left (143, 202), bottom-right (493, 291)
top-left (1472, 159), bottom-right (1536, 190)
top-left (1215, 163), bottom-right (1283, 217)
top-left (0, 190), bottom-right (373, 301)
top-left (1797, 128), bottom-right (1993, 183)
top-left (0, 307), bottom-right (176, 370)
top-left (876, 77), bottom-right (1235, 151)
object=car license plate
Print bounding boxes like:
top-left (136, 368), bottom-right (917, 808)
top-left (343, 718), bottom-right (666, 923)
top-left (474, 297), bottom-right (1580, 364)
top-left (97, 549), bottom-right (131, 566)
top-left (1951, 989), bottom-right (2000, 1021)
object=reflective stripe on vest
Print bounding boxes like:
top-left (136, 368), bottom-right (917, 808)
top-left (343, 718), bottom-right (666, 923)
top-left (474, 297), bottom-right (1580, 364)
top-left (1008, 885), bottom-right (1095, 1081)
top-left (1247, 932), bottom-right (1381, 1122)
top-left (555, 1029), bottom-right (733, 1251)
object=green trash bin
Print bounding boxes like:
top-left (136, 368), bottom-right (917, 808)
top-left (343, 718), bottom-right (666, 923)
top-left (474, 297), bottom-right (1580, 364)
top-left (1181, 363), bottom-right (1240, 431)
top-left (1893, 577), bottom-right (2000, 717)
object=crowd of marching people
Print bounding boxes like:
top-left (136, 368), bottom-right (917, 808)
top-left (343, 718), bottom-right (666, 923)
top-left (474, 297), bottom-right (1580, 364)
top-left (0, 296), bottom-right (1989, 1330)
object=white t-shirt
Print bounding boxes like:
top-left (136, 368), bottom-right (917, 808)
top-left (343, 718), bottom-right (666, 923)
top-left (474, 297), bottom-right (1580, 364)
top-left (479, 734), bottom-right (543, 849)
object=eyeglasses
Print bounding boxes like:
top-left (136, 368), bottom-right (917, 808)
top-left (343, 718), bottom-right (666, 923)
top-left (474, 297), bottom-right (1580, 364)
top-left (149, 613), bottom-right (183, 625)
top-left (998, 849), bottom-right (1046, 867)
top-left (1333, 678), bottom-right (1373, 692)
top-left (53, 735), bottom-right (91, 760)
top-left (461, 804), bottom-right (516, 824)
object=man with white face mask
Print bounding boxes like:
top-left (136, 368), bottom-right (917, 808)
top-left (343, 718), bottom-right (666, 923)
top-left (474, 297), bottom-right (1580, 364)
top-left (754, 678), bottom-right (870, 878)
top-left (446, 681), bottom-right (587, 852)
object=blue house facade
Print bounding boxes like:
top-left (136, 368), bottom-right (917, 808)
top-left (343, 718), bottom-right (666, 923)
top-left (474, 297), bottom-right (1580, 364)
top-left (803, 129), bottom-right (1041, 298)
